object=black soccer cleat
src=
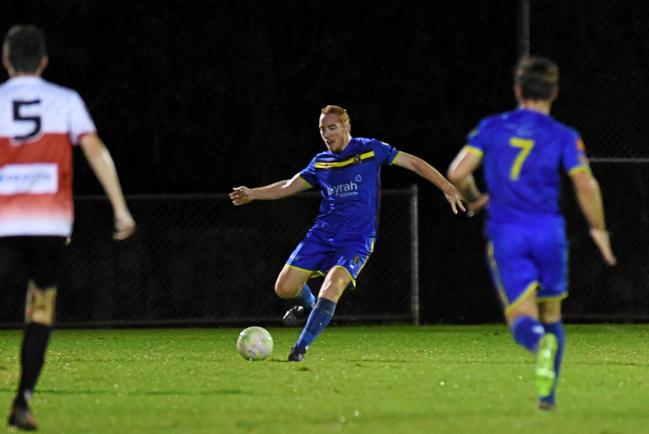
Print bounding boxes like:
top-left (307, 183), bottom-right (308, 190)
top-left (288, 346), bottom-right (306, 362)
top-left (282, 305), bottom-right (309, 327)
top-left (7, 404), bottom-right (38, 431)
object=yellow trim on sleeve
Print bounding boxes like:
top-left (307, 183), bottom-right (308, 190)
top-left (568, 166), bottom-right (591, 176)
top-left (390, 151), bottom-right (402, 165)
top-left (314, 151), bottom-right (375, 169)
top-left (464, 145), bottom-right (483, 157)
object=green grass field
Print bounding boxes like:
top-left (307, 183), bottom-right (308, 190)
top-left (1, 324), bottom-right (648, 434)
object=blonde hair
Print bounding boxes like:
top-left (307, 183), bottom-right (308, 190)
top-left (321, 105), bottom-right (350, 125)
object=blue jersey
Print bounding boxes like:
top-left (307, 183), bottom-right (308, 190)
top-left (468, 108), bottom-right (590, 309)
top-left (298, 137), bottom-right (400, 238)
top-left (466, 108), bottom-right (589, 231)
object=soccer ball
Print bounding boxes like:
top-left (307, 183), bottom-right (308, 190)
top-left (236, 326), bottom-right (273, 361)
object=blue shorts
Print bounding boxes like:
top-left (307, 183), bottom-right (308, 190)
top-left (486, 221), bottom-right (568, 314)
top-left (286, 229), bottom-right (375, 287)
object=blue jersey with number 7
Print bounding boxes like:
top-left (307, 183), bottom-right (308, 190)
top-left (464, 108), bottom-right (590, 230)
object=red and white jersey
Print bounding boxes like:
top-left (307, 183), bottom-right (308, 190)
top-left (0, 76), bottom-right (96, 236)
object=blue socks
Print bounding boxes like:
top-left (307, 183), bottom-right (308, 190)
top-left (296, 283), bottom-right (316, 308)
top-left (540, 320), bottom-right (565, 404)
top-left (294, 297), bottom-right (337, 351)
top-left (511, 315), bottom-right (545, 352)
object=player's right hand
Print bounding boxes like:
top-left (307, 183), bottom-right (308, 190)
top-left (443, 185), bottom-right (466, 215)
top-left (230, 186), bottom-right (253, 206)
top-left (114, 208), bottom-right (136, 240)
top-left (589, 228), bottom-right (617, 266)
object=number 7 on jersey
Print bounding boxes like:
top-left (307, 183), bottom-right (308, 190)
top-left (509, 137), bottom-right (534, 180)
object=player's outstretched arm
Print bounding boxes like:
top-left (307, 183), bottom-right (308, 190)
top-left (571, 170), bottom-right (616, 266)
top-left (447, 147), bottom-right (489, 217)
top-left (230, 173), bottom-right (312, 206)
top-left (394, 151), bottom-right (465, 214)
top-left (80, 133), bottom-right (136, 240)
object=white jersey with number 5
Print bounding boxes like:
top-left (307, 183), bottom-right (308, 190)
top-left (0, 76), bottom-right (96, 236)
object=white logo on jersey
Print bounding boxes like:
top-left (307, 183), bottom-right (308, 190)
top-left (327, 180), bottom-right (358, 197)
top-left (0, 164), bottom-right (58, 195)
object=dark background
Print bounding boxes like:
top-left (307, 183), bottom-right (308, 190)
top-left (3, 0), bottom-right (518, 193)
top-left (2, 1), bottom-right (648, 324)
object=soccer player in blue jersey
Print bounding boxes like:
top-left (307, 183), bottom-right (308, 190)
top-left (230, 104), bottom-right (464, 361)
top-left (447, 56), bottom-right (616, 410)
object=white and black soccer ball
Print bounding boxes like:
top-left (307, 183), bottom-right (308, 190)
top-left (236, 326), bottom-right (273, 361)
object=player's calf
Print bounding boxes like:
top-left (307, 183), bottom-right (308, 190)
top-left (25, 283), bottom-right (57, 326)
top-left (14, 281), bottom-right (56, 429)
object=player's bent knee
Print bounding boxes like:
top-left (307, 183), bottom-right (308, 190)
top-left (25, 284), bottom-right (57, 326)
top-left (274, 282), bottom-right (299, 299)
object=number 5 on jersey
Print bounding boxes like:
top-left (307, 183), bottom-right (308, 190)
top-left (13, 99), bottom-right (42, 141)
top-left (509, 137), bottom-right (534, 181)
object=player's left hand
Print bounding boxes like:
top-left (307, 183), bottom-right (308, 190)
top-left (444, 186), bottom-right (466, 215)
top-left (589, 228), bottom-right (617, 266)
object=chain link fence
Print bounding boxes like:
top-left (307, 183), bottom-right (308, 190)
top-left (527, 1), bottom-right (649, 320)
top-left (528, 1), bottom-right (649, 159)
top-left (561, 165), bottom-right (649, 321)
top-left (0, 189), bottom-right (418, 327)
top-left (2, 2), bottom-right (647, 326)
